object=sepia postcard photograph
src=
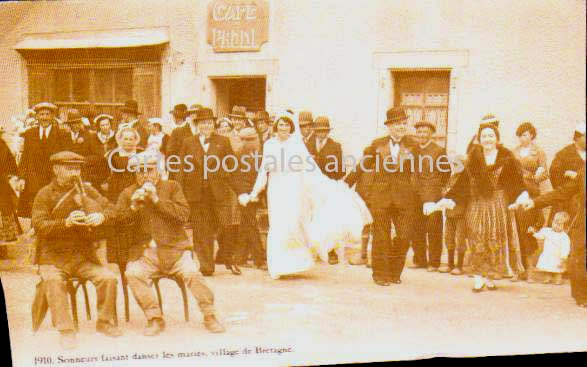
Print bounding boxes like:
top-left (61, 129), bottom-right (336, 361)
top-left (0, 0), bottom-right (585, 366)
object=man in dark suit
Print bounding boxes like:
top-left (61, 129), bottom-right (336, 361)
top-left (166, 104), bottom-right (201, 180)
top-left (345, 107), bottom-right (420, 286)
top-left (170, 103), bottom-right (188, 128)
top-left (118, 152), bottom-right (224, 335)
top-left (411, 121), bottom-right (450, 272)
top-left (307, 116), bottom-right (345, 264)
top-left (253, 110), bottom-right (272, 147)
top-left (308, 116), bottom-right (344, 181)
top-left (17, 102), bottom-right (69, 218)
top-left (298, 111), bottom-right (315, 154)
top-left (179, 108), bottom-right (246, 276)
top-left (548, 123), bottom-right (586, 223)
top-left (233, 127), bottom-right (267, 270)
top-left (32, 151), bottom-right (122, 349)
top-left (63, 109), bottom-right (102, 157)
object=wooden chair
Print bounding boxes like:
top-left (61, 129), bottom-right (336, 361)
top-left (31, 276), bottom-right (91, 332)
top-left (113, 222), bottom-right (190, 323)
top-left (67, 277), bottom-right (92, 331)
top-left (153, 275), bottom-right (190, 322)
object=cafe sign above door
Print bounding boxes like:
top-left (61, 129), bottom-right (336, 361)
top-left (207, 0), bottom-right (269, 52)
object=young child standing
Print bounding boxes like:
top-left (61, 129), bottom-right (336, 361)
top-left (532, 211), bottom-right (571, 285)
top-left (439, 162), bottom-right (468, 275)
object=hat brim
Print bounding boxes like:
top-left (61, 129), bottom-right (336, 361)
top-left (194, 116), bottom-right (217, 122)
top-left (384, 118), bottom-right (408, 125)
top-left (414, 123), bottom-right (436, 132)
top-left (65, 119), bottom-right (83, 125)
top-left (120, 107), bottom-right (141, 115)
top-left (228, 113), bottom-right (247, 118)
top-left (53, 160), bottom-right (85, 166)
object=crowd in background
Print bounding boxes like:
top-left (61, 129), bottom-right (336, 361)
top-left (0, 99), bottom-right (585, 307)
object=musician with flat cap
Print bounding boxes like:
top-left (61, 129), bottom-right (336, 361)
top-left (31, 151), bottom-right (122, 349)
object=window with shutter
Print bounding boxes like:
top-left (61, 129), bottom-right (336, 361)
top-left (19, 46), bottom-right (163, 125)
top-left (392, 70), bottom-right (450, 146)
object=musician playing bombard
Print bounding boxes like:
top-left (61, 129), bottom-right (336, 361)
top-left (31, 151), bottom-right (122, 349)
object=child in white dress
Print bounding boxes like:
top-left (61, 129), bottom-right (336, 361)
top-left (532, 212), bottom-right (571, 285)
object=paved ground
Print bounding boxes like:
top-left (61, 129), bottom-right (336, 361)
top-left (1, 256), bottom-right (586, 367)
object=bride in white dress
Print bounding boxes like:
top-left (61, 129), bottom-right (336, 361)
top-left (239, 112), bottom-right (372, 279)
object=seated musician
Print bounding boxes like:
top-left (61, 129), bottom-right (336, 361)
top-left (31, 151), bottom-right (122, 349)
top-left (116, 151), bottom-right (225, 336)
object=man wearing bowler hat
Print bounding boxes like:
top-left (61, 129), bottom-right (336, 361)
top-left (166, 104), bottom-right (202, 173)
top-left (17, 102), bottom-right (69, 218)
top-left (119, 100), bottom-right (148, 148)
top-left (253, 110), bottom-right (272, 146)
top-left (548, 123), bottom-right (586, 224)
top-left (170, 103), bottom-right (188, 127)
top-left (166, 103), bottom-right (202, 178)
top-left (228, 105), bottom-right (248, 133)
top-left (179, 108), bottom-right (247, 276)
top-left (32, 151), bottom-right (122, 349)
top-left (308, 116), bottom-right (345, 264)
top-left (346, 107), bottom-right (420, 286)
top-left (411, 120), bottom-right (450, 271)
top-left (298, 111), bottom-right (316, 153)
top-left (63, 109), bottom-right (102, 158)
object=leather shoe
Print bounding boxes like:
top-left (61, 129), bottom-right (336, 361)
top-left (143, 318), bottom-right (165, 336)
top-left (96, 322), bottom-right (123, 337)
top-left (229, 264), bottom-right (241, 275)
top-left (204, 315), bottom-right (225, 333)
top-left (201, 270), bottom-right (214, 277)
top-left (409, 264), bottom-right (427, 269)
top-left (60, 330), bottom-right (78, 350)
top-left (450, 268), bottom-right (463, 275)
top-left (438, 265), bottom-right (451, 273)
top-left (389, 278), bottom-right (402, 284)
top-left (427, 266), bottom-right (438, 272)
top-left (328, 252), bottom-right (339, 265)
top-left (373, 278), bottom-right (390, 286)
top-left (255, 263), bottom-right (268, 271)
top-left (349, 256), bottom-right (367, 266)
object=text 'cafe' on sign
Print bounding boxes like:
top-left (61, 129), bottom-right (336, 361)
top-left (207, 0), bottom-right (269, 52)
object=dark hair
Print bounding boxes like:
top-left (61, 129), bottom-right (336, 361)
top-left (272, 116), bottom-right (295, 133)
top-left (515, 122), bottom-right (537, 139)
top-left (574, 131), bottom-right (585, 141)
top-left (478, 123), bottom-right (500, 142)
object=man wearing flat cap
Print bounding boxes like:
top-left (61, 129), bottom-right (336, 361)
top-left (119, 151), bottom-right (225, 335)
top-left (32, 151), bottom-right (122, 349)
top-left (166, 104), bottom-right (202, 178)
top-left (411, 121), bottom-right (450, 272)
top-left (179, 108), bottom-right (248, 276)
top-left (345, 107), bottom-right (420, 286)
top-left (17, 102), bottom-right (69, 218)
top-left (118, 100), bottom-right (148, 149)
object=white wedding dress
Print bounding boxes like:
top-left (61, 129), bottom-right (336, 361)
top-left (250, 118), bottom-right (372, 279)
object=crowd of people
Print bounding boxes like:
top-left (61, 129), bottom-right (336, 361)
top-left (0, 98), bottom-right (585, 350)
